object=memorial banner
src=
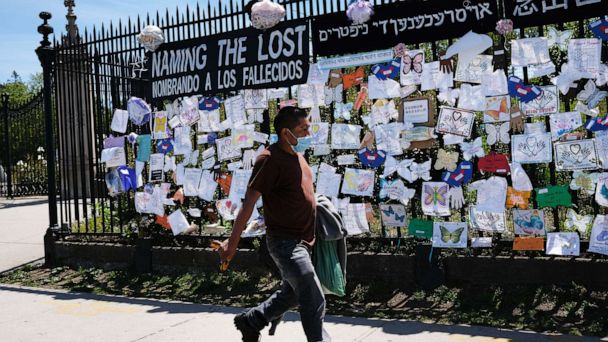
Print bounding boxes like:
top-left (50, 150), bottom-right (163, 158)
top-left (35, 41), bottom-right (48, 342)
top-left (312, 0), bottom-right (498, 57)
top-left (149, 21), bottom-right (309, 101)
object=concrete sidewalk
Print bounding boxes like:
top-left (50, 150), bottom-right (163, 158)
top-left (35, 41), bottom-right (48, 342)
top-left (0, 197), bottom-right (48, 273)
top-left (0, 284), bottom-right (604, 342)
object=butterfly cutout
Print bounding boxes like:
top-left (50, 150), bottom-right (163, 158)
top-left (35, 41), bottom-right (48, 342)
top-left (434, 149), bottom-right (459, 171)
top-left (596, 64), bottom-right (608, 87)
top-left (334, 102), bottom-right (354, 121)
top-left (546, 27), bottom-right (573, 50)
top-left (164, 155), bottom-right (176, 173)
top-left (324, 84), bottom-right (344, 106)
top-left (363, 100), bottom-right (398, 127)
top-left (437, 88), bottom-right (460, 106)
top-left (379, 179), bottom-right (415, 205)
top-left (372, 58), bottom-right (401, 80)
top-left (589, 18), bottom-right (608, 41)
top-left (439, 225), bottom-right (465, 244)
top-left (402, 53), bottom-right (423, 75)
top-left (441, 161), bottom-right (473, 187)
top-left (402, 160), bottom-right (432, 183)
top-left (383, 155), bottom-right (414, 178)
top-left (181, 150), bottom-right (200, 167)
top-left (423, 183), bottom-right (448, 207)
top-left (246, 109), bottom-right (264, 124)
top-left (460, 137), bottom-right (485, 161)
top-left (577, 80), bottom-right (608, 109)
top-left (570, 171), bottom-right (598, 195)
top-left (485, 122), bottom-right (510, 145)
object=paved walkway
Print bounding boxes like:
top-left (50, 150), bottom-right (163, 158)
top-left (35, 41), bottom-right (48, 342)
top-left (0, 197), bottom-right (48, 273)
top-left (0, 284), bottom-right (604, 342)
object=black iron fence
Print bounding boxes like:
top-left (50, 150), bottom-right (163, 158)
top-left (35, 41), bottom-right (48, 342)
top-left (0, 92), bottom-right (49, 197)
top-left (30, 0), bottom-right (608, 257)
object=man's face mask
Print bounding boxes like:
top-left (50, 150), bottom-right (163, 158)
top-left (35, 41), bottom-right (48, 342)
top-left (287, 129), bottom-right (312, 153)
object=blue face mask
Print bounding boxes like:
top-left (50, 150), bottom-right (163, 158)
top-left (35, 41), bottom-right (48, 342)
top-left (287, 129), bottom-right (312, 153)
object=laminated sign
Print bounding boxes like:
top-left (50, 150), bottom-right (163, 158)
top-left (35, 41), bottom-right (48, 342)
top-left (149, 20), bottom-right (309, 101)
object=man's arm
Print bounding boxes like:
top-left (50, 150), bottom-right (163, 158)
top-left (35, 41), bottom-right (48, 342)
top-left (217, 187), bottom-right (261, 263)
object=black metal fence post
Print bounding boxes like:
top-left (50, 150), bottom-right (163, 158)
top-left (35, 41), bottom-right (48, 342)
top-left (36, 12), bottom-right (58, 267)
top-left (1, 94), bottom-right (12, 198)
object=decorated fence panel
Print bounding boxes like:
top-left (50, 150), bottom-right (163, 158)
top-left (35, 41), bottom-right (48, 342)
top-left (49, 0), bottom-right (608, 258)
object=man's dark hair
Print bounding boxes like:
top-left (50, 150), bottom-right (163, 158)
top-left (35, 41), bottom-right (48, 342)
top-left (273, 106), bottom-right (308, 135)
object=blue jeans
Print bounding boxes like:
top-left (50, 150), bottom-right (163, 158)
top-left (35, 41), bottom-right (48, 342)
top-left (245, 235), bottom-right (331, 342)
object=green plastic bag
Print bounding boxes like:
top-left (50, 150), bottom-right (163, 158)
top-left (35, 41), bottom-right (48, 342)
top-left (313, 239), bottom-right (345, 297)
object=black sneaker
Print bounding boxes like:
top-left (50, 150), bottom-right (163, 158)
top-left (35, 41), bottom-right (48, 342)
top-left (234, 313), bottom-right (261, 342)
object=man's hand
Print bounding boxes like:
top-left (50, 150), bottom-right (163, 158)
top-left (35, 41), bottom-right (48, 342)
top-left (211, 238), bottom-right (237, 271)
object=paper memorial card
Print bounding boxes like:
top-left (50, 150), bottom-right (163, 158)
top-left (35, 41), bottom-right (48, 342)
top-left (229, 169), bottom-right (252, 202)
top-left (454, 54), bottom-right (493, 84)
top-left (513, 209), bottom-right (546, 236)
top-left (481, 70), bottom-right (508, 96)
top-left (421, 182), bottom-right (450, 217)
top-left (568, 38), bottom-right (602, 78)
top-left (432, 222), bottom-right (467, 249)
top-left (457, 84), bottom-right (486, 111)
top-left (331, 124), bottom-right (362, 150)
top-left (511, 133), bottom-right (553, 164)
top-left (483, 95), bottom-right (511, 123)
top-left (216, 199), bottom-right (241, 221)
top-left (315, 172), bottom-right (342, 198)
top-left (231, 125), bottom-right (255, 149)
top-left (549, 112), bottom-right (583, 141)
top-left (368, 77), bottom-right (401, 99)
top-left (436, 107), bottom-right (475, 137)
top-left (469, 206), bottom-right (507, 232)
top-left (510, 37), bottom-right (551, 67)
top-left (401, 97), bottom-right (431, 124)
top-left (197, 170), bottom-right (218, 201)
top-left (471, 237), bottom-right (493, 248)
top-left (309, 122), bottom-right (329, 146)
top-left (595, 173), bottom-right (608, 207)
top-left (379, 204), bottom-right (407, 227)
top-left (521, 85), bottom-right (559, 117)
top-left (341, 168), bottom-right (375, 197)
top-left (420, 61), bottom-right (453, 91)
top-left (152, 111), bottom-right (169, 139)
top-left (554, 139), bottom-right (599, 171)
top-left (173, 126), bottom-right (193, 155)
top-left (216, 136), bottom-right (242, 161)
top-left (168, 210), bottom-right (190, 236)
top-left (375, 123), bottom-right (403, 156)
top-left (111, 109), bottom-right (129, 133)
top-left (595, 133), bottom-right (608, 169)
top-left (224, 95), bottom-right (246, 125)
top-left (536, 185), bottom-right (572, 208)
top-left (307, 63), bottom-right (330, 85)
top-left (589, 214), bottom-right (608, 256)
top-left (243, 89), bottom-right (268, 110)
top-left (313, 144), bottom-right (331, 156)
top-left (100, 147), bottom-right (126, 168)
top-left (400, 49), bottom-right (424, 86)
top-left (179, 98), bottom-right (201, 127)
top-left (337, 154), bottom-right (356, 166)
top-left (183, 168), bottom-right (202, 197)
top-left (546, 232), bottom-right (580, 256)
top-left (197, 109), bottom-right (221, 132)
top-left (513, 237), bottom-right (545, 251)
top-left (298, 84), bottom-right (325, 108)
top-left (149, 153), bottom-right (165, 182)
top-left (340, 203), bottom-right (370, 236)
top-left (267, 88), bottom-right (288, 99)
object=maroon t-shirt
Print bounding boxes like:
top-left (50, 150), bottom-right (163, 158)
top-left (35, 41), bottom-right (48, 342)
top-left (248, 144), bottom-right (316, 242)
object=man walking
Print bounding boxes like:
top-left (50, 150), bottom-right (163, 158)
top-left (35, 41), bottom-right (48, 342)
top-left (216, 106), bottom-right (330, 342)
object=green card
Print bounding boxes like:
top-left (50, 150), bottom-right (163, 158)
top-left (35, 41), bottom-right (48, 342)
top-left (408, 219), bottom-right (433, 239)
top-left (535, 185), bottom-right (572, 208)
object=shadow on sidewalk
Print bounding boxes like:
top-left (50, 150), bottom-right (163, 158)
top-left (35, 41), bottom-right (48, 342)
top-left (0, 198), bottom-right (48, 209)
